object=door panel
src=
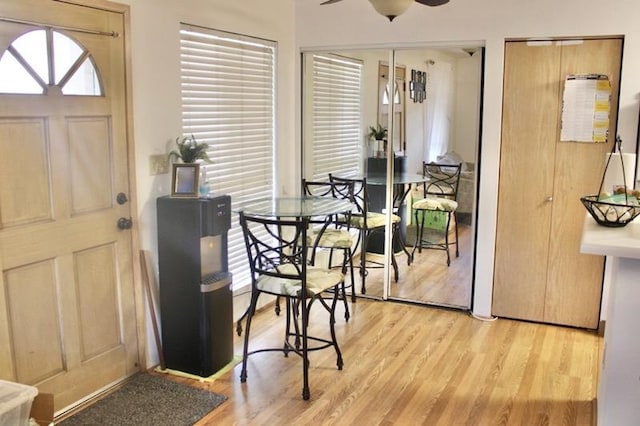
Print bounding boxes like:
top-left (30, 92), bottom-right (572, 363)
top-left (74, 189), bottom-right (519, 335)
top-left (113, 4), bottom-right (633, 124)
top-left (0, 0), bottom-right (138, 411)
top-left (68, 116), bottom-right (114, 213)
top-left (545, 39), bottom-right (622, 327)
top-left (5, 260), bottom-right (64, 384)
top-left (0, 118), bottom-right (52, 225)
top-left (494, 41), bottom-right (560, 322)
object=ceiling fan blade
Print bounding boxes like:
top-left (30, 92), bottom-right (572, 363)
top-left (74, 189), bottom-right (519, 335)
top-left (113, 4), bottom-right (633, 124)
top-left (415, 0), bottom-right (450, 6)
top-left (320, 0), bottom-right (344, 4)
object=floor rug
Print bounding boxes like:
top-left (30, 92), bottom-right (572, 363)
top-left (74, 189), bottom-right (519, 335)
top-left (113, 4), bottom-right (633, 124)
top-left (58, 373), bottom-right (226, 426)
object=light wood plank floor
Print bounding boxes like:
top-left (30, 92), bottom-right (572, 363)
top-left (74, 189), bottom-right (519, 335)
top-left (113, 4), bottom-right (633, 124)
top-left (360, 222), bottom-right (473, 308)
top-left (162, 299), bottom-right (601, 425)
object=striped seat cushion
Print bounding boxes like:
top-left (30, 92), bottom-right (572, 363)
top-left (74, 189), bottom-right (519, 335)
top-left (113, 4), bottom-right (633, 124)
top-left (348, 212), bottom-right (401, 229)
top-left (412, 197), bottom-right (458, 212)
top-left (307, 228), bottom-right (354, 249)
top-left (256, 264), bottom-right (344, 296)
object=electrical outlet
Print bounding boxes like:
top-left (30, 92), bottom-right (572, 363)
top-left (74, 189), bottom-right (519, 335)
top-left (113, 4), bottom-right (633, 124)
top-left (149, 154), bottom-right (169, 175)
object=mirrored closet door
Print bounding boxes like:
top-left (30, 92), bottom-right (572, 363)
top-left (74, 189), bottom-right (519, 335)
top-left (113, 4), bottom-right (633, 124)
top-left (301, 45), bottom-right (483, 310)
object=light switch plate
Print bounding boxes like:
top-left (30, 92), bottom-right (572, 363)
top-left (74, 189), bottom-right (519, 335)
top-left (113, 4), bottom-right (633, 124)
top-left (149, 154), bottom-right (169, 175)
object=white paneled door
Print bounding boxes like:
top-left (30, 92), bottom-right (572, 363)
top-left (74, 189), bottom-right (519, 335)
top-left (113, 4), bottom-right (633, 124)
top-left (0, 0), bottom-right (139, 411)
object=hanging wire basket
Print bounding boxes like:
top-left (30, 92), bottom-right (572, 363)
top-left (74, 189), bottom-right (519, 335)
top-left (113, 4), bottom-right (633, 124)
top-left (580, 136), bottom-right (640, 227)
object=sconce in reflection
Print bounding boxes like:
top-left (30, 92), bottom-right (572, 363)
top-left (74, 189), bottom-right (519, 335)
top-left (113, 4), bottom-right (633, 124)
top-left (410, 69), bottom-right (426, 103)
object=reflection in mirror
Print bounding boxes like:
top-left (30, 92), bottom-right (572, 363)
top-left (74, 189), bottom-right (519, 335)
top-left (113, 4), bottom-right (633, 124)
top-left (301, 45), bottom-right (483, 310)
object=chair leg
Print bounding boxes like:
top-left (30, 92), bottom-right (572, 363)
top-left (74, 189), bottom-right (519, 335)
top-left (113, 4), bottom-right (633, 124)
top-left (328, 286), bottom-right (344, 370)
top-left (240, 290), bottom-right (260, 383)
top-left (274, 295), bottom-right (281, 315)
top-left (391, 224), bottom-right (400, 282)
top-left (415, 210), bottom-right (426, 254)
top-left (301, 296), bottom-right (310, 401)
top-left (347, 248), bottom-right (356, 303)
top-left (339, 248), bottom-right (351, 321)
top-left (290, 297), bottom-right (302, 351)
top-left (359, 230), bottom-right (367, 295)
top-left (235, 305), bottom-right (250, 336)
top-left (444, 214), bottom-right (451, 267)
top-left (453, 211), bottom-right (459, 257)
top-left (411, 210), bottom-right (421, 258)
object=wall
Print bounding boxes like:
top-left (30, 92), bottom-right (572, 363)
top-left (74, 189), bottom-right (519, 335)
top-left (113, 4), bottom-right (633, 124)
top-left (451, 53), bottom-right (482, 164)
top-left (294, 0), bottom-right (640, 319)
top-left (114, 0), bottom-right (296, 366)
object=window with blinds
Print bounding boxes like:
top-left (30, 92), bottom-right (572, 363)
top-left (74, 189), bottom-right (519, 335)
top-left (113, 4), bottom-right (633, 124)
top-left (180, 24), bottom-right (276, 290)
top-left (310, 54), bottom-right (363, 180)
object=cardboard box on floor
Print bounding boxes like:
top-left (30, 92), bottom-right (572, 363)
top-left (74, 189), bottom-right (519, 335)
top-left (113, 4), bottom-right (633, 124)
top-left (30, 393), bottom-right (54, 426)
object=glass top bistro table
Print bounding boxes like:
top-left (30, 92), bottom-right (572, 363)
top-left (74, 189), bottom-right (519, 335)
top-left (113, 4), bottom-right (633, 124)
top-left (233, 196), bottom-right (354, 399)
top-left (366, 172), bottom-right (429, 209)
top-left (232, 196), bottom-right (355, 317)
top-left (234, 196), bottom-right (354, 219)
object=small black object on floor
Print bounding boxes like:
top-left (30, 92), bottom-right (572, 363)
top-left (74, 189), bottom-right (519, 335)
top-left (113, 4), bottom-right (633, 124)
top-left (58, 373), bottom-right (226, 426)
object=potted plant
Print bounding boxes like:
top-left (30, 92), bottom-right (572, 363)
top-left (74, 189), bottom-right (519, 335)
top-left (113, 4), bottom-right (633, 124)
top-left (367, 124), bottom-right (387, 158)
top-left (168, 134), bottom-right (212, 163)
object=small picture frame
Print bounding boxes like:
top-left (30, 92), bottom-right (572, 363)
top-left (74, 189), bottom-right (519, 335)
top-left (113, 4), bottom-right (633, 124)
top-left (171, 163), bottom-right (199, 197)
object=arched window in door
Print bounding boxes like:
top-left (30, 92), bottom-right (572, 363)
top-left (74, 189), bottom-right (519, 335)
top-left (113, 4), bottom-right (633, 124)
top-left (378, 63), bottom-right (405, 153)
top-left (0, 29), bottom-right (101, 95)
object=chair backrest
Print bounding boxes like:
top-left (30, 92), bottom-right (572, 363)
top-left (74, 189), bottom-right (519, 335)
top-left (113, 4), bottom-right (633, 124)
top-left (239, 212), bottom-right (306, 285)
top-left (421, 162), bottom-right (462, 200)
top-left (302, 179), bottom-right (354, 203)
top-left (301, 178), bottom-right (355, 244)
top-left (328, 174), bottom-right (368, 216)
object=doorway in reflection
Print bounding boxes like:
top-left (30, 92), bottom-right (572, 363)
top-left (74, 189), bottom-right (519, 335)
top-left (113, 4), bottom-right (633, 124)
top-left (301, 45), bottom-right (483, 310)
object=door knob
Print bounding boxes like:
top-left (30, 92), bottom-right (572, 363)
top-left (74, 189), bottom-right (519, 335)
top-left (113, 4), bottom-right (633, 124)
top-left (117, 217), bottom-right (133, 230)
top-left (116, 192), bottom-right (128, 205)
top-left (546, 196), bottom-right (553, 202)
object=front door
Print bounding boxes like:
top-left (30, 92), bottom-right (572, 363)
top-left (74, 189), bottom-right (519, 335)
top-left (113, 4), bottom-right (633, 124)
top-left (0, 0), bottom-right (139, 411)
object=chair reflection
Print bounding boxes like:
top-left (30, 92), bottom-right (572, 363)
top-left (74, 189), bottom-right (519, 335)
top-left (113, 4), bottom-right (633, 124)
top-left (411, 162), bottom-right (462, 266)
top-left (329, 174), bottom-right (401, 294)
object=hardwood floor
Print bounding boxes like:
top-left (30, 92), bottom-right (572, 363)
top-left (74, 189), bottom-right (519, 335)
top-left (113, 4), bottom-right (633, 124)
top-left (355, 222), bottom-right (473, 308)
top-left (161, 299), bottom-right (601, 425)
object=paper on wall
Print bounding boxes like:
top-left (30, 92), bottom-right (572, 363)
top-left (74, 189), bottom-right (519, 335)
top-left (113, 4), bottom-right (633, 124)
top-left (560, 74), bottom-right (611, 143)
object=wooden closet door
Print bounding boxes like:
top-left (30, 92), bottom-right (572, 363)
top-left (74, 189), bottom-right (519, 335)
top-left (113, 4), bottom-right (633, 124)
top-left (494, 38), bottom-right (621, 329)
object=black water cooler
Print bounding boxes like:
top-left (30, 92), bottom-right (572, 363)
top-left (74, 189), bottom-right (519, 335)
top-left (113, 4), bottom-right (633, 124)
top-left (157, 195), bottom-right (233, 377)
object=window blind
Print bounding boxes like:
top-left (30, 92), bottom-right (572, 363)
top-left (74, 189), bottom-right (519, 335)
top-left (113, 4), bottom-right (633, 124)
top-left (180, 24), bottom-right (276, 290)
top-left (311, 54), bottom-right (363, 180)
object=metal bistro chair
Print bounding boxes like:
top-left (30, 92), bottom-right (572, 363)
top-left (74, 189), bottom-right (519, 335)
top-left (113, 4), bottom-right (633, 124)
top-left (238, 211), bottom-right (344, 400)
top-left (329, 174), bottom-right (401, 294)
top-left (302, 179), bottom-right (357, 320)
top-left (411, 162), bottom-right (462, 266)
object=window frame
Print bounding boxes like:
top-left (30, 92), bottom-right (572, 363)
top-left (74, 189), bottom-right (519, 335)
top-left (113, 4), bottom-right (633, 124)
top-left (303, 53), bottom-right (363, 180)
top-left (179, 24), bottom-right (277, 291)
